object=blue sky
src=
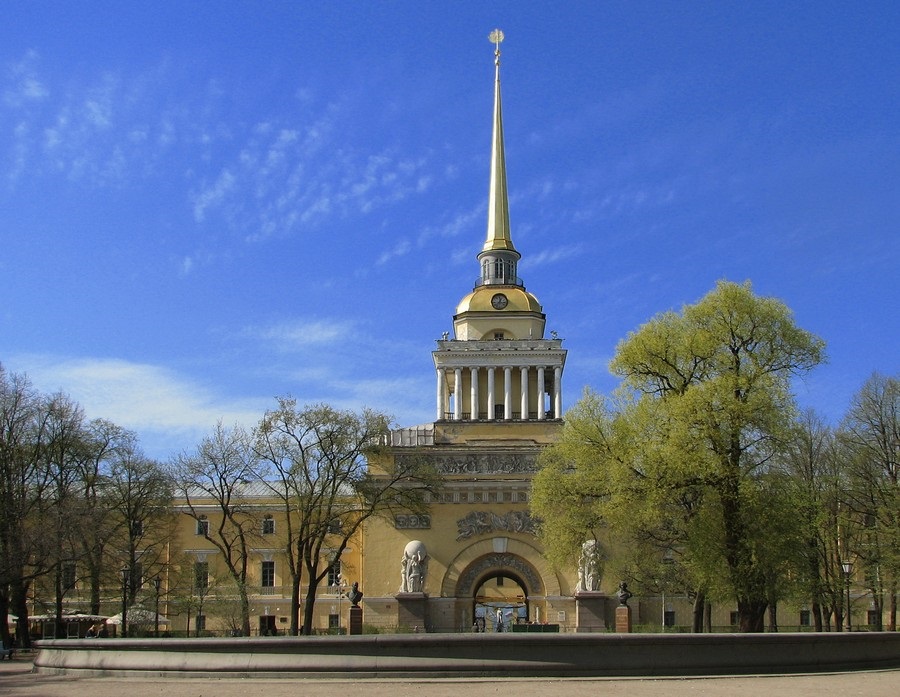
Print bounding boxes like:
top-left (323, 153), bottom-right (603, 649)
top-left (2, 1), bottom-right (898, 460)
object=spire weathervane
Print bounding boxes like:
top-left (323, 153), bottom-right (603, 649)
top-left (489, 28), bottom-right (504, 65)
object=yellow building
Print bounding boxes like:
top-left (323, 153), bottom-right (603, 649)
top-left (358, 31), bottom-right (592, 634)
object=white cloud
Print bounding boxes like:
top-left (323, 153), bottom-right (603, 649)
top-left (7, 354), bottom-right (266, 458)
top-left (248, 319), bottom-right (355, 352)
top-left (521, 245), bottom-right (582, 269)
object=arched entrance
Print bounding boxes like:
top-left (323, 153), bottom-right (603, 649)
top-left (472, 569), bottom-right (529, 632)
top-left (447, 543), bottom-right (551, 632)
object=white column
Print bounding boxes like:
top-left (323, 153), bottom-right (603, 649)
top-left (554, 366), bottom-right (563, 418)
top-left (537, 367), bottom-right (546, 419)
top-left (454, 368), bottom-right (463, 421)
top-left (487, 368), bottom-right (496, 420)
top-left (503, 366), bottom-right (512, 420)
top-left (436, 369), bottom-right (445, 420)
top-left (520, 366), bottom-right (529, 420)
top-left (470, 367), bottom-right (479, 420)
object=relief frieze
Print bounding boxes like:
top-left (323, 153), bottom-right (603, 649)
top-left (456, 510), bottom-right (539, 540)
top-left (398, 451), bottom-right (540, 475)
top-left (394, 514), bottom-right (432, 530)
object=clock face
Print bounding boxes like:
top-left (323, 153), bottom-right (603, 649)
top-left (491, 293), bottom-right (509, 310)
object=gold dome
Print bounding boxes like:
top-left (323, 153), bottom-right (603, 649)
top-left (455, 286), bottom-right (543, 314)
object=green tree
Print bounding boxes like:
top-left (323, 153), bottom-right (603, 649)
top-left (533, 281), bottom-right (825, 632)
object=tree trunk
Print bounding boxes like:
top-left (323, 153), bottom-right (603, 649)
top-left (812, 602), bottom-right (823, 632)
top-left (691, 591), bottom-right (705, 633)
top-left (301, 581), bottom-right (318, 636)
top-left (704, 602), bottom-right (712, 633)
top-left (11, 580), bottom-right (31, 649)
top-left (888, 580), bottom-right (897, 632)
top-left (289, 575), bottom-right (302, 636)
top-left (737, 598), bottom-right (767, 633)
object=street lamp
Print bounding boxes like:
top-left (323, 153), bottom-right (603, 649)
top-left (120, 567), bottom-right (129, 638)
top-left (153, 576), bottom-right (162, 638)
top-left (841, 560), bottom-right (853, 632)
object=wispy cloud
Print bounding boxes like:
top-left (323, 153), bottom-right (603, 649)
top-left (8, 354), bottom-right (266, 455)
top-left (521, 244), bottom-right (582, 269)
top-left (246, 319), bottom-right (356, 352)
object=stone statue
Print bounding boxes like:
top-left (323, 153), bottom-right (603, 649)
top-left (576, 539), bottom-right (604, 592)
top-left (345, 582), bottom-right (363, 607)
top-left (617, 582), bottom-right (633, 606)
top-left (400, 540), bottom-right (428, 593)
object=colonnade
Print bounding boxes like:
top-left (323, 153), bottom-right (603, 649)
top-left (436, 365), bottom-right (562, 421)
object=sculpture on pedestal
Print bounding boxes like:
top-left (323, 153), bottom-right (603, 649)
top-left (346, 582), bottom-right (363, 607)
top-left (617, 582), bottom-right (633, 606)
top-left (400, 540), bottom-right (428, 593)
top-left (575, 539), bottom-right (604, 592)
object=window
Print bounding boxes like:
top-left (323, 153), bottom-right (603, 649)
top-left (194, 561), bottom-right (209, 591)
top-left (261, 560), bottom-right (275, 588)
top-left (729, 611), bottom-right (739, 626)
top-left (196, 516), bottom-right (209, 536)
top-left (327, 518), bottom-right (343, 534)
top-left (196, 614), bottom-right (206, 632)
top-left (131, 520), bottom-right (143, 537)
top-left (262, 516), bottom-right (275, 535)
top-left (327, 560), bottom-right (342, 588)
top-left (663, 610), bottom-right (676, 627)
top-left (493, 332), bottom-right (504, 340)
top-left (62, 562), bottom-right (77, 591)
top-left (799, 610), bottom-right (811, 627)
top-left (328, 613), bottom-right (340, 629)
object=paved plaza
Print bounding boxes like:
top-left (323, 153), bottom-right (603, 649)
top-left (1, 656), bottom-right (898, 697)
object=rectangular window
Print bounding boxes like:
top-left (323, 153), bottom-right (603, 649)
top-left (729, 611), bottom-right (740, 626)
top-left (262, 516), bottom-right (275, 535)
top-left (799, 610), bottom-right (811, 627)
top-left (663, 610), bottom-right (676, 627)
top-left (328, 614), bottom-right (340, 629)
top-left (327, 560), bottom-right (342, 588)
top-left (196, 517), bottom-right (209, 536)
top-left (62, 562), bottom-right (77, 591)
top-left (261, 560), bottom-right (275, 588)
top-left (194, 561), bottom-right (209, 591)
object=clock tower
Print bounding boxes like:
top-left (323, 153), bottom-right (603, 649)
top-left (363, 31), bottom-right (575, 635)
top-left (434, 30), bottom-right (566, 423)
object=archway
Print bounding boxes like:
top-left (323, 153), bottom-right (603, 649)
top-left (472, 569), bottom-right (529, 632)
top-left (443, 538), bottom-right (558, 632)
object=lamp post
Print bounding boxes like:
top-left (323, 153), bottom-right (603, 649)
top-left (120, 567), bottom-right (129, 638)
top-left (153, 576), bottom-right (162, 638)
top-left (841, 560), bottom-right (853, 632)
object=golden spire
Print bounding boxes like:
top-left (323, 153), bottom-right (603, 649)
top-left (483, 29), bottom-right (518, 255)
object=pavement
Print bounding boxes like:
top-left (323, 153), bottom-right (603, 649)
top-left (1, 655), bottom-right (898, 697)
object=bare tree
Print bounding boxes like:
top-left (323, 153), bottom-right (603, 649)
top-left (0, 367), bottom-right (54, 648)
top-left (839, 373), bottom-right (899, 631)
top-left (173, 422), bottom-right (260, 636)
top-left (254, 399), bottom-right (437, 635)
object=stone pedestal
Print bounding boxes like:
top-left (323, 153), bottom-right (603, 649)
top-left (349, 606), bottom-right (363, 635)
top-left (615, 605), bottom-right (632, 633)
top-left (396, 593), bottom-right (427, 633)
top-left (575, 592), bottom-right (608, 632)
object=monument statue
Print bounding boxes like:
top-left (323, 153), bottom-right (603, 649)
top-left (617, 581), bottom-right (633, 606)
top-left (400, 540), bottom-right (428, 593)
top-left (575, 539), bottom-right (604, 592)
top-left (345, 581), bottom-right (363, 607)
